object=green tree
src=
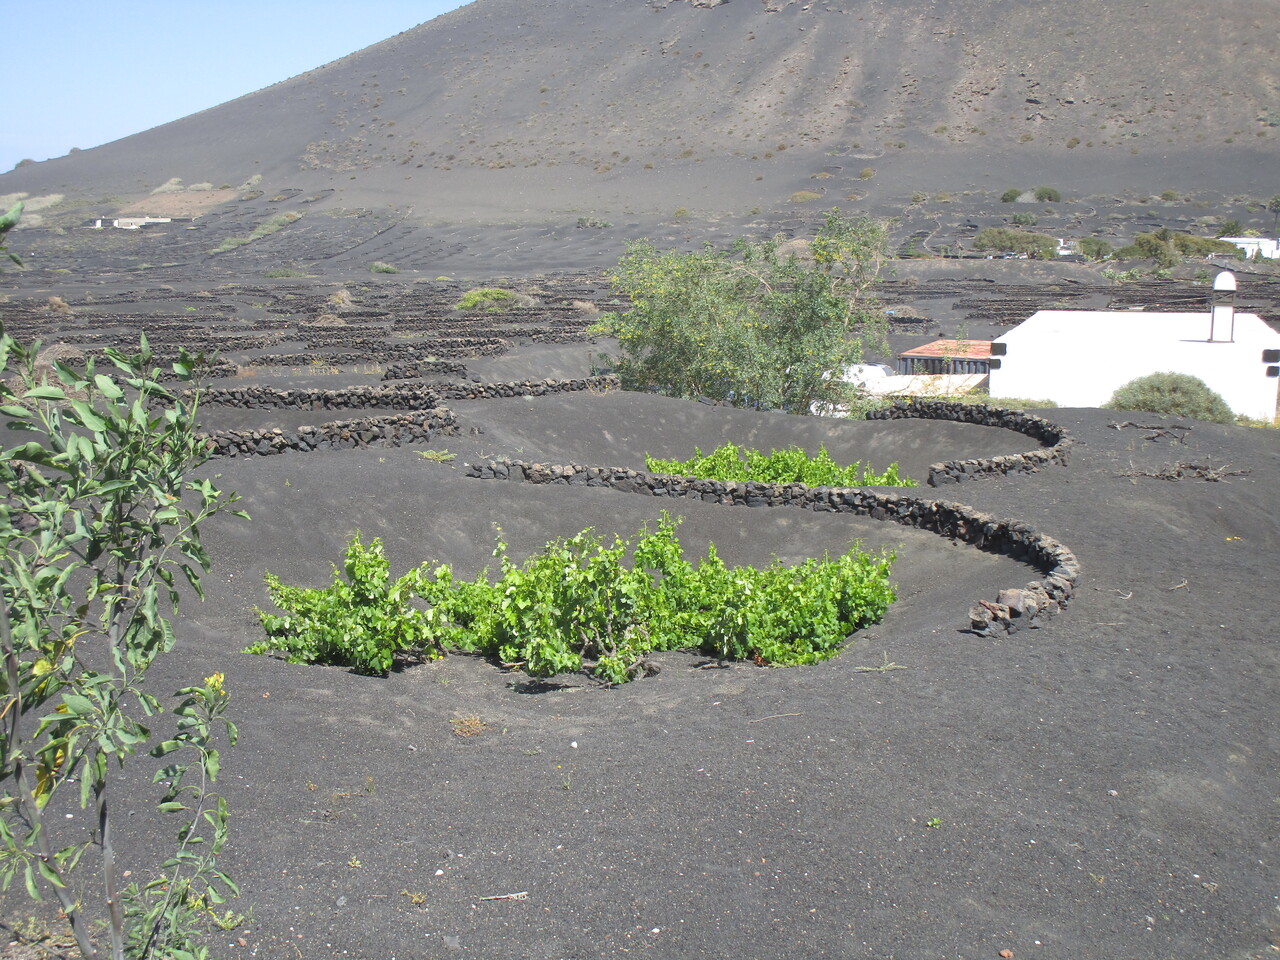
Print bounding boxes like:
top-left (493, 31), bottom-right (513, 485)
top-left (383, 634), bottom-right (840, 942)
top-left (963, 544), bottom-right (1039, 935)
top-left (0, 327), bottom-right (246, 959)
top-left (596, 211), bottom-right (890, 414)
top-left (971, 227), bottom-right (1056, 259)
top-left (1034, 186), bottom-right (1061, 202)
top-left (1079, 237), bottom-right (1112, 261)
top-left (1267, 194), bottom-right (1280, 234)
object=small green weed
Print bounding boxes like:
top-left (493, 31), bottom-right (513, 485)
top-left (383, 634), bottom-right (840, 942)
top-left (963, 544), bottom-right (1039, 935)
top-left (852, 651), bottom-right (908, 673)
top-left (416, 449), bottom-right (457, 462)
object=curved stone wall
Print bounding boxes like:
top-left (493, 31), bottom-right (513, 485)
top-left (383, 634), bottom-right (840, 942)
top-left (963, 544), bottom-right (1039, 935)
top-left (382, 359), bottom-right (469, 381)
top-left (865, 399), bottom-right (1072, 486)
top-left (190, 375), bottom-right (619, 410)
top-left (464, 458), bottom-right (1079, 638)
top-left (202, 409), bottom-right (458, 459)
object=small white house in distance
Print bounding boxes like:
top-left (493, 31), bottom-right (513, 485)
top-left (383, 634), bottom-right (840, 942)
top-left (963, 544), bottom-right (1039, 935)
top-left (1220, 237), bottom-right (1279, 260)
top-left (987, 272), bottom-right (1280, 421)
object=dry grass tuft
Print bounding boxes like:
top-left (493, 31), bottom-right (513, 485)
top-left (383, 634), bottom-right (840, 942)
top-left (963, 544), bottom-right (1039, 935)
top-left (450, 716), bottom-right (487, 737)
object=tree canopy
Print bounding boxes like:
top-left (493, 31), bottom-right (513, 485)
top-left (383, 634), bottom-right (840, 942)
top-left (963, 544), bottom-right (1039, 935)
top-left (595, 211), bottom-right (890, 414)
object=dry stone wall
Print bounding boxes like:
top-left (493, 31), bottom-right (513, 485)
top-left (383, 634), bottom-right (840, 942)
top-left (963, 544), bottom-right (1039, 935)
top-left (465, 458), bottom-right (1079, 638)
top-left (431, 376), bottom-right (618, 401)
top-left (202, 409), bottom-right (458, 459)
top-left (865, 400), bottom-right (1072, 486)
top-left (382, 359), bottom-right (469, 381)
top-left (190, 375), bottom-right (618, 410)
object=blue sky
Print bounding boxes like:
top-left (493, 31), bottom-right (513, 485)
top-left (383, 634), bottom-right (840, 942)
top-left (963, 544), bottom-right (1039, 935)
top-left (4, 1), bottom-right (469, 173)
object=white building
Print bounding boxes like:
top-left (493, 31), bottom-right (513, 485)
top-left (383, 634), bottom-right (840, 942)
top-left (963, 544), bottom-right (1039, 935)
top-left (1220, 237), bottom-right (1279, 260)
top-left (89, 217), bottom-right (173, 230)
top-left (988, 273), bottom-right (1280, 421)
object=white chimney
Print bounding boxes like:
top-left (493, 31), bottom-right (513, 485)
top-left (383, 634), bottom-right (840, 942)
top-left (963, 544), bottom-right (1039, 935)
top-left (1210, 270), bottom-right (1236, 342)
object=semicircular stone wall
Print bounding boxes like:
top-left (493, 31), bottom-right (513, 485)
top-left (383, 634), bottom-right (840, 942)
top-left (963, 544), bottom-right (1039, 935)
top-left (464, 458), bottom-right (1080, 638)
top-left (865, 399), bottom-right (1072, 486)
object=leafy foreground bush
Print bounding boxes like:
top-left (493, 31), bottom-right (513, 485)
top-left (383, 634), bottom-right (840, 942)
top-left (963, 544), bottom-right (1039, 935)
top-left (1106, 371), bottom-right (1236, 424)
top-left (0, 325), bottom-right (245, 957)
top-left (249, 515), bottom-right (896, 683)
top-left (645, 442), bottom-right (916, 487)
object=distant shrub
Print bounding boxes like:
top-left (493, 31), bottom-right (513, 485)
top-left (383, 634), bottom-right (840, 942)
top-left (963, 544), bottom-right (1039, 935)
top-left (13, 158), bottom-right (34, 169)
top-left (1125, 229), bottom-right (1238, 268)
top-left (1011, 212), bottom-right (1037, 226)
top-left (210, 236), bottom-right (250, 254)
top-left (1079, 237), bottom-right (1112, 261)
top-left (972, 227), bottom-right (1056, 259)
top-left (1000, 188), bottom-right (1022, 203)
top-left (249, 212), bottom-right (301, 239)
top-left (1215, 219), bottom-right (1243, 238)
top-left (1160, 189), bottom-right (1180, 202)
top-left (150, 177), bottom-right (184, 195)
top-left (456, 288), bottom-right (518, 312)
top-left (1171, 234), bottom-right (1238, 257)
top-left (1034, 186), bottom-right (1062, 202)
top-left (1106, 372), bottom-right (1235, 424)
top-left (576, 217), bottom-right (613, 229)
top-left (1101, 267), bottom-right (1144, 282)
top-left (857, 167), bottom-right (876, 180)
top-left (239, 174), bottom-right (263, 190)
top-left (369, 261), bottom-right (399, 274)
top-left (264, 267), bottom-right (309, 278)
top-left (672, 207), bottom-right (691, 220)
top-left (789, 190), bottom-right (822, 203)
top-left (187, 182), bottom-right (214, 192)
top-left (1132, 232), bottom-right (1177, 268)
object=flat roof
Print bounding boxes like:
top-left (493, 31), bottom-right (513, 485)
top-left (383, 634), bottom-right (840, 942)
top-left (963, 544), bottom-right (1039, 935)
top-left (899, 339), bottom-right (993, 360)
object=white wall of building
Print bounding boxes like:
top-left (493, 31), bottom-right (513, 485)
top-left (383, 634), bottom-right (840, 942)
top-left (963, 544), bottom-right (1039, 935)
top-left (988, 309), bottom-right (1280, 421)
top-left (1221, 237), bottom-right (1279, 260)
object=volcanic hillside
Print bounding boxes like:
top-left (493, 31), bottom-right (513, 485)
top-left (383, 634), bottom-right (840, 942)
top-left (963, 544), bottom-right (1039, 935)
top-left (3, 0), bottom-right (1276, 224)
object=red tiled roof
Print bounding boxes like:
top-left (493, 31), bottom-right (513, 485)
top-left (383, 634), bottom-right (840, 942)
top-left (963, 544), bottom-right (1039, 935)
top-left (899, 339), bottom-right (993, 360)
